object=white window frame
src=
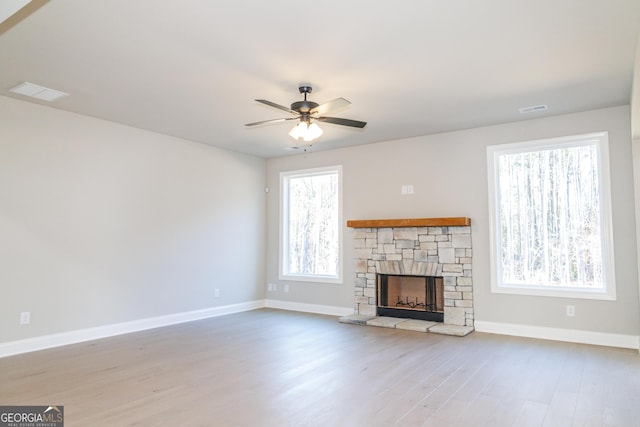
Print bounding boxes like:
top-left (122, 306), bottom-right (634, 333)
top-left (279, 165), bottom-right (343, 284)
top-left (487, 132), bottom-right (616, 300)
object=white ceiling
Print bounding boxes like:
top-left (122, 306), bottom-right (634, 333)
top-left (1, 1), bottom-right (639, 158)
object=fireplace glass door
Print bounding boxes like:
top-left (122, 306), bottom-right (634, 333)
top-left (377, 274), bottom-right (444, 322)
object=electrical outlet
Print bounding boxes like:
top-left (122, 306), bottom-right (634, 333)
top-left (20, 311), bottom-right (30, 325)
top-left (401, 184), bottom-right (414, 195)
top-left (214, 288), bottom-right (220, 298)
top-left (566, 305), bottom-right (575, 317)
top-left (284, 284), bottom-right (289, 293)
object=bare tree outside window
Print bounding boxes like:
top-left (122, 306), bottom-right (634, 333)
top-left (487, 133), bottom-right (615, 300)
top-left (280, 167), bottom-right (342, 283)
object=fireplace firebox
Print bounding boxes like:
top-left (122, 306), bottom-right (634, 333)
top-left (377, 274), bottom-right (444, 322)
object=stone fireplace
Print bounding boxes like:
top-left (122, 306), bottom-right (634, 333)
top-left (345, 217), bottom-right (474, 334)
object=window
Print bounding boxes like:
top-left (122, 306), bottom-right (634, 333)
top-left (280, 166), bottom-right (342, 283)
top-left (487, 132), bottom-right (615, 300)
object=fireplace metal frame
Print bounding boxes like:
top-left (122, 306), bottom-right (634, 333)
top-left (377, 274), bottom-right (444, 322)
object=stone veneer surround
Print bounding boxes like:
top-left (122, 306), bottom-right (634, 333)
top-left (352, 225), bottom-right (474, 327)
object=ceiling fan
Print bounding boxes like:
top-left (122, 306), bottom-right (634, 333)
top-left (245, 85), bottom-right (367, 142)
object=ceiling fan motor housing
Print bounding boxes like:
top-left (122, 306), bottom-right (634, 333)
top-left (291, 100), bottom-right (319, 113)
top-left (292, 85), bottom-right (318, 113)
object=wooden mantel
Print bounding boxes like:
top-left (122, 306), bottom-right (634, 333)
top-left (346, 217), bottom-right (471, 228)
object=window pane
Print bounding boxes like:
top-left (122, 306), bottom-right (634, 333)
top-left (285, 170), bottom-right (340, 278)
top-left (488, 133), bottom-right (615, 299)
top-left (497, 143), bottom-right (603, 288)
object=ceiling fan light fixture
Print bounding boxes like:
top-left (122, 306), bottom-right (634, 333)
top-left (288, 121), bottom-right (323, 142)
top-left (288, 121), bottom-right (308, 139)
top-left (304, 122), bottom-right (323, 141)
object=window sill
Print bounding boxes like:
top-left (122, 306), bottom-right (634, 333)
top-left (492, 284), bottom-right (616, 301)
top-left (279, 274), bottom-right (343, 285)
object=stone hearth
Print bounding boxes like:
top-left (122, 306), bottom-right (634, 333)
top-left (339, 315), bottom-right (473, 336)
top-left (346, 218), bottom-right (474, 334)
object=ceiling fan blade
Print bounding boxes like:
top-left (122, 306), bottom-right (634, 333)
top-left (310, 97), bottom-right (351, 115)
top-left (255, 99), bottom-right (295, 114)
top-left (317, 116), bottom-right (367, 128)
top-left (245, 117), bottom-right (299, 127)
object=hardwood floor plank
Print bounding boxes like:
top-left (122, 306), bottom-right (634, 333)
top-left (514, 400), bottom-right (549, 427)
top-left (541, 390), bottom-right (578, 426)
top-left (1, 309), bottom-right (639, 427)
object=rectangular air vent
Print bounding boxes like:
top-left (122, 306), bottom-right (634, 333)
top-left (519, 104), bottom-right (548, 114)
top-left (9, 82), bottom-right (69, 101)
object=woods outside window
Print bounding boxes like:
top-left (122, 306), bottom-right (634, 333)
top-left (280, 166), bottom-right (343, 284)
top-left (487, 132), bottom-right (616, 300)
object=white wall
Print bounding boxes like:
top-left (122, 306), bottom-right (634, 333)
top-left (0, 96), bottom-right (266, 343)
top-left (3, 93), bottom-right (637, 347)
top-left (631, 33), bottom-right (640, 140)
top-left (266, 105), bottom-right (640, 337)
top-left (631, 33), bottom-right (640, 339)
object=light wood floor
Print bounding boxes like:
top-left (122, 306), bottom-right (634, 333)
top-left (1, 309), bottom-right (640, 426)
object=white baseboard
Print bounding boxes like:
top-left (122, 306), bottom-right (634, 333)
top-left (5, 305), bottom-right (635, 358)
top-left (264, 299), bottom-right (353, 317)
top-left (474, 320), bottom-right (640, 350)
top-left (0, 300), bottom-right (264, 358)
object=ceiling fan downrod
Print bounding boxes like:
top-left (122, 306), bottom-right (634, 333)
top-left (291, 85), bottom-right (319, 114)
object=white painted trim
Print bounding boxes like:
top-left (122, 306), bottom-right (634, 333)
top-left (0, 0), bottom-right (31, 24)
top-left (487, 132), bottom-right (617, 301)
top-left (474, 320), bottom-right (640, 350)
top-left (279, 165), bottom-right (344, 285)
top-left (0, 300), bottom-right (265, 358)
top-left (265, 299), bottom-right (353, 317)
top-left (5, 304), bottom-right (633, 358)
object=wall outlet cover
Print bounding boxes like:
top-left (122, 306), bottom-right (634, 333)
top-left (20, 311), bottom-right (30, 325)
top-left (566, 305), bottom-right (575, 317)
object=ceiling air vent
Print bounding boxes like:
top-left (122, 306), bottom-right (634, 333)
top-left (519, 104), bottom-right (548, 114)
top-left (9, 82), bottom-right (69, 101)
